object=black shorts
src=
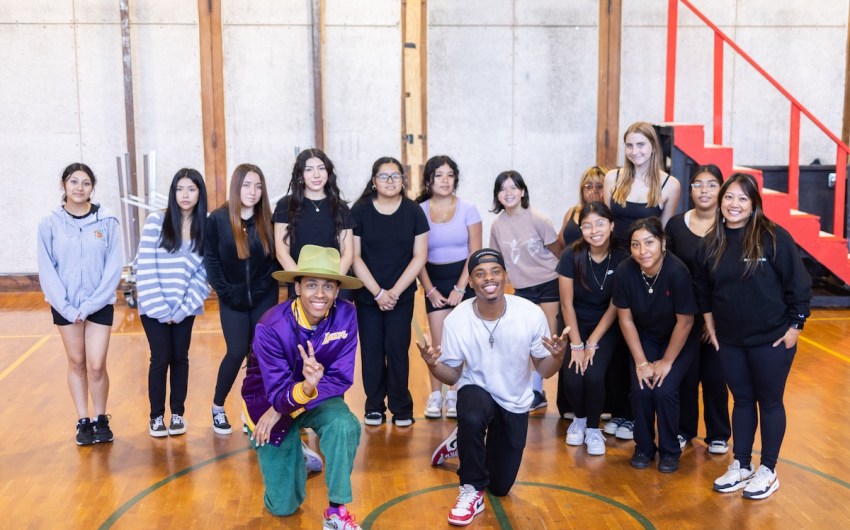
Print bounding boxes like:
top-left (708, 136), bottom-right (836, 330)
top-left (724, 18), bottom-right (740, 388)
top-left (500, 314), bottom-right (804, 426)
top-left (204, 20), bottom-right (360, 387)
top-left (51, 304), bottom-right (114, 327)
top-left (424, 260), bottom-right (473, 313)
top-left (513, 278), bottom-right (559, 304)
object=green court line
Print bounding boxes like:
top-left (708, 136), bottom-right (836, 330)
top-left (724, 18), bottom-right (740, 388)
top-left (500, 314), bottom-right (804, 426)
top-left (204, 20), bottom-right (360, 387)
top-left (98, 447), bottom-right (250, 529)
top-left (486, 493), bottom-right (513, 529)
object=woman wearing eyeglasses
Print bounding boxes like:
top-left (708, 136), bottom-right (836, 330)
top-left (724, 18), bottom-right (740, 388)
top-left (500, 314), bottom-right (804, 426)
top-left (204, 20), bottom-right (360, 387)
top-left (665, 164), bottom-right (731, 455)
top-left (352, 157), bottom-right (429, 427)
top-left (554, 166), bottom-right (608, 254)
top-left (556, 202), bottom-right (627, 455)
top-left (489, 170), bottom-right (560, 411)
top-left (604, 122), bottom-right (680, 250)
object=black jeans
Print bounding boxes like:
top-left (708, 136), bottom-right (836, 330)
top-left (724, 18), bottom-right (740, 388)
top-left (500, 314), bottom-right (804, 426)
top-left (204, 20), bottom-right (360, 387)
top-left (629, 332), bottom-right (698, 458)
top-left (719, 341), bottom-right (796, 470)
top-left (456, 385), bottom-right (528, 496)
top-left (214, 288), bottom-right (278, 406)
top-left (141, 314), bottom-right (196, 418)
top-left (356, 300), bottom-right (414, 419)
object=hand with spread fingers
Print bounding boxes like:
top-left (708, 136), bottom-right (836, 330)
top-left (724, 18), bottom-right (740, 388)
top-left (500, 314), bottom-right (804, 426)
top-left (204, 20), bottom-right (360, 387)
top-left (251, 406), bottom-right (282, 447)
top-left (542, 326), bottom-right (571, 360)
top-left (416, 334), bottom-right (442, 366)
top-left (298, 341), bottom-right (324, 395)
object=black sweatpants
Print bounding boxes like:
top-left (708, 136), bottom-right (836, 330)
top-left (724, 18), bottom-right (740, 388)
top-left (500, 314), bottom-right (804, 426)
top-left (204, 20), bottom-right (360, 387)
top-left (214, 288), bottom-right (278, 406)
top-left (630, 331), bottom-right (698, 458)
top-left (141, 314), bottom-right (196, 418)
top-left (719, 341), bottom-right (795, 470)
top-left (678, 339), bottom-right (731, 442)
top-left (457, 385), bottom-right (528, 496)
top-left (357, 299), bottom-right (414, 420)
top-left (560, 322), bottom-right (619, 428)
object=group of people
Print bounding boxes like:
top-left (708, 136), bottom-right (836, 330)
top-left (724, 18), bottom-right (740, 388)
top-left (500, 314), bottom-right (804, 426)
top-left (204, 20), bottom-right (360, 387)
top-left (37, 120), bottom-right (812, 528)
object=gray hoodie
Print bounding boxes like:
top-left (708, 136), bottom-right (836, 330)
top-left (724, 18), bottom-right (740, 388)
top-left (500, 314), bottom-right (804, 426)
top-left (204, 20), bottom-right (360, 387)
top-left (37, 205), bottom-right (123, 323)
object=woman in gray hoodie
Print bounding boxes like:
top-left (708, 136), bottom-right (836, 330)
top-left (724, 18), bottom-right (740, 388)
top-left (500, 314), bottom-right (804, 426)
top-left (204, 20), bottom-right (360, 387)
top-left (37, 163), bottom-right (123, 446)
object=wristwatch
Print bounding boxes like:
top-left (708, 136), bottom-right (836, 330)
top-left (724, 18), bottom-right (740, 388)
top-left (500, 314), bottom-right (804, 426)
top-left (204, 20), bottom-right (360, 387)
top-left (790, 322), bottom-right (804, 331)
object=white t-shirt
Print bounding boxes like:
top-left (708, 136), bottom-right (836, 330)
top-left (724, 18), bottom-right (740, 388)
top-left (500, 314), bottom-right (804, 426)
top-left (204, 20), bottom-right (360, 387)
top-left (438, 295), bottom-right (551, 413)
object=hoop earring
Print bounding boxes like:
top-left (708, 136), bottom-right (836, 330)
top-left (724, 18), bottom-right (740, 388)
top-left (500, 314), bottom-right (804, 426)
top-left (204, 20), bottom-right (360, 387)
top-left (371, 184), bottom-right (376, 191)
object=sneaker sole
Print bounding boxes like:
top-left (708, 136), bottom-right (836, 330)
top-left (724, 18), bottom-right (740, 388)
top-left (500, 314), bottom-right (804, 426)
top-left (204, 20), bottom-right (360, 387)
top-left (364, 418), bottom-right (384, 426)
top-left (150, 429), bottom-right (169, 438)
top-left (565, 435), bottom-right (584, 446)
top-left (75, 439), bottom-right (95, 446)
top-left (713, 478), bottom-right (753, 493)
top-left (424, 410), bottom-right (443, 419)
top-left (602, 424), bottom-right (619, 435)
top-left (393, 420), bottom-right (414, 428)
top-left (586, 446), bottom-right (606, 456)
top-left (742, 479), bottom-right (779, 500)
top-left (446, 410), bottom-right (458, 418)
top-left (167, 428), bottom-right (187, 436)
top-left (95, 435), bottom-right (113, 443)
top-left (708, 445), bottom-right (730, 454)
top-left (615, 431), bottom-right (635, 440)
top-left (213, 426), bottom-right (233, 434)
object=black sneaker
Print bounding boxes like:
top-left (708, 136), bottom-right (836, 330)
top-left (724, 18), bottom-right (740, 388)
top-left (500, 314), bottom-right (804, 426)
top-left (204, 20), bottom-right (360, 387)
top-left (149, 415), bottom-right (168, 438)
top-left (76, 418), bottom-right (95, 446)
top-left (212, 411), bottom-right (232, 434)
top-left (167, 414), bottom-right (187, 436)
top-left (658, 455), bottom-right (680, 473)
top-left (530, 390), bottom-right (548, 411)
top-left (93, 414), bottom-right (114, 443)
top-left (630, 449), bottom-right (654, 469)
top-left (364, 412), bottom-right (386, 426)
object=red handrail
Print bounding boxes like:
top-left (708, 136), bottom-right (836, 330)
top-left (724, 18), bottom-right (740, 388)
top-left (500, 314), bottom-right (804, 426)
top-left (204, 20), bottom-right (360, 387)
top-left (665, 0), bottom-right (849, 238)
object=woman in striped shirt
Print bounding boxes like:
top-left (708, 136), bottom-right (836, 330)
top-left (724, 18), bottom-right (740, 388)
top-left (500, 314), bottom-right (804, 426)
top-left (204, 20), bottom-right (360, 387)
top-left (137, 168), bottom-right (210, 437)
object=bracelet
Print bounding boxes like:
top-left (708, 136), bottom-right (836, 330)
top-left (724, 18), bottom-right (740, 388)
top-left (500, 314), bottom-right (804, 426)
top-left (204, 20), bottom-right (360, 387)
top-left (425, 286), bottom-right (437, 297)
top-left (636, 361), bottom-right (650, 369)
top-left (374, 289), bottom-right (385, 301)
top-left (585, 342), bottom-right (599, 351)
top-left (570, 343), bottom-right (584, 352)
top-left (452, 285), bottom-right (465, 294)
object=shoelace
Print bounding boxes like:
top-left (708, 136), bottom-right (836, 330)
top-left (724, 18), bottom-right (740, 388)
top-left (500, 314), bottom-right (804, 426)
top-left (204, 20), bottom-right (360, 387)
top-left (152, 417), bottom-right (165, 429)
top-left (213, 412), bottom-right (228, 424)
top-left (456, 487), bottom-right (480, 509)
top-left (171, 415), bottom-right (184, 426)
top-left (586, 430), bottom-right (605, 444)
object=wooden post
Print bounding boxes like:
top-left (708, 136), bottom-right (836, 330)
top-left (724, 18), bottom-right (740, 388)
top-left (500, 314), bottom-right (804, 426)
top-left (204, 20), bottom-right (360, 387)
top-left (597, 0), bottom-right (622, 168)
top-left (311, 0), bottom-right (326, 151)
top-left (401, 0), bottom-right (428, 197)
top-left (198, 0), bottom-right (228, 207)
top-left (118, 0), bottom-right (140, 247)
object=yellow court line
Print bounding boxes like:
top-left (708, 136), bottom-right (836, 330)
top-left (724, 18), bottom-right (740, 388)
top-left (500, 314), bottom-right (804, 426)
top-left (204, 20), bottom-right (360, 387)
top-left (0, 334), bottom-right (52, 339)
top-left (0, 334), bottom-right (51, 383)
top-left (110, 329), bottom-right (223, 337)
top-left (799, 335), bottom-right (850, 364)
top-left (806, 317), bottom-right (850, 322)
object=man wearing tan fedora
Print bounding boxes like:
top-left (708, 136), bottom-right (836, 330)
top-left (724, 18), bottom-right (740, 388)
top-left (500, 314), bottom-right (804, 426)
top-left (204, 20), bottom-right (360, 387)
top-left (241, 245), bottom-right (365, 530)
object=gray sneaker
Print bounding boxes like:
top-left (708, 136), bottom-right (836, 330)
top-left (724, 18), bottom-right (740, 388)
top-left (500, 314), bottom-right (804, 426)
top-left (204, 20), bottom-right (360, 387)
top-left (150, 415), bottom-right (168, 438)
top-left (168, 414), bottom-right (187, 436)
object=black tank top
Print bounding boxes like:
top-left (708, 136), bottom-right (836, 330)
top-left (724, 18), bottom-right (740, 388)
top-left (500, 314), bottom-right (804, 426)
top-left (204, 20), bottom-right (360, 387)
top-left (611, 173), bottom-right (670, 249)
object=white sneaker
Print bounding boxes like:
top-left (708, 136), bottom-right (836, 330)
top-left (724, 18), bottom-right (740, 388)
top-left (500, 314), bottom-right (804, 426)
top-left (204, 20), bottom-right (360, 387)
top-left (448, 484), bottom-right (484, 526)
top-left (615, 420), bottom-right (635, 440)
top-left (678, 434), bottom-right (688, 450)
top-left (424, 391), bottom-right (443, 418)
top-left (742, 465), bottom-right (779, 500)
top-left (445, 391), bottom-right (458, 418)
top-left (603, 417), bottom-right (625, 435)
top-left (713, 459), bottom-right (755, 493)
top-left (708, 440), bottom-right (730, 454)
top-left (600, 413), bottom-right (612, 421)
top-left (585, 428), bottom-right (606, 455)
top-left (565, 417), bottom-right (587, 446)
top-left (302, 441), bottom-right (323, 473)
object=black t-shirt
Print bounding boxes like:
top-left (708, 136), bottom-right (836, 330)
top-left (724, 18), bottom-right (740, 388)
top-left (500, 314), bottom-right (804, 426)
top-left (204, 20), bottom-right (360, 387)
top-left (612, 252), bottom-right (697, 342)
top-left (557, 246), bottom-right (628, 325)
top-left (272, 195), bottom-right (355, 262)
top-left (665, 212), bottom-right (703, 275)
top-left (351, 197), bottom-right (429, 304)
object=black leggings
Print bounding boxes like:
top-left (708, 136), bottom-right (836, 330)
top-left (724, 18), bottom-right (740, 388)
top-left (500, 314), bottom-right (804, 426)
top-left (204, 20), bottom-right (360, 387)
top-left (719, 341), bottom-right (795, 470)
top-left (457, 385), bottom-right (528, 496)
top-left (560, 322), bottom-right (619, 428)
top-left (213, 288), bottom-right (279, 406)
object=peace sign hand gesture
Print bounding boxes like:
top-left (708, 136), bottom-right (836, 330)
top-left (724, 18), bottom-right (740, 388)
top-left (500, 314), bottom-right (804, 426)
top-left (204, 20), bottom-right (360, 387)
top-left (298, 341), bottom-right (324, 395)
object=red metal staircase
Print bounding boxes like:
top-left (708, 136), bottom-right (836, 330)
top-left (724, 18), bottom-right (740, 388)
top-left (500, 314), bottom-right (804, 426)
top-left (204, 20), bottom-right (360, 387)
top-left (665, 0), bottom-right (850, 286)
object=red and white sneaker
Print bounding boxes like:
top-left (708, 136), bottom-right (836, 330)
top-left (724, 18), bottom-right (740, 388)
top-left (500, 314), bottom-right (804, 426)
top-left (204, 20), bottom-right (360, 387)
top-left (323, 505), bottom-right (361, 529)
top-left (431, 427), bottom-right (459, 466)
top-left (448, 484), bottom-right (484, 526)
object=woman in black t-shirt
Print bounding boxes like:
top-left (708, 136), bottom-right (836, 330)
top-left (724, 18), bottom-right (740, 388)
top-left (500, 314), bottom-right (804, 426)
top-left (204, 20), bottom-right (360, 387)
top-left (556, 202), bottom-right (627, 456)
top-left (613, 217), bottom-right (698, 473)
top-left (351, 157), bottom-right (429, 427)
top-left (273, 148), bottom-right (355, 299)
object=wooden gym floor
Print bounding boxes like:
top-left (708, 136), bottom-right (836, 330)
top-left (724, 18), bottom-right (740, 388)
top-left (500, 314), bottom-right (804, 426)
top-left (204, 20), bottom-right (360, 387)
top-left (1, 291), bottom-right (849, 529)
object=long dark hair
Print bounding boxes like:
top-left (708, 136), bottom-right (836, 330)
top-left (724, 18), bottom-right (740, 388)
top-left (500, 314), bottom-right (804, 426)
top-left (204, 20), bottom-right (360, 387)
top-left (60, 163), bottom-right (96, 203)
top-left (228, 163), bottom-right (274, 260)
top-left (628, 216), bottom-right (665, 246)
top-left (703, 172), bottom-right (776, 278)
top-left (160, 168), bottom-right (207, 254)
top-left (570, 202), bottom-right (615, 292)
top-left (357, 156), bottom-right (405, 203)
top-left (690, 163), bottom-right (724, 186)
top-left (491, 170), bottom-right (530, 213)
top-left (284, 148), bottom-right (348, 248)
top-left (415, 155), bottom-right (460, 203)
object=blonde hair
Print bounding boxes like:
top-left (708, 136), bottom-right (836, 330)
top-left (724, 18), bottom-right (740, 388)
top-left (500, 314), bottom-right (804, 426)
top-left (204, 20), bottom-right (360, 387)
top-left (612, 122), bottom-right (664, 208)
top-left (579, 165), bottom-right (608, 208)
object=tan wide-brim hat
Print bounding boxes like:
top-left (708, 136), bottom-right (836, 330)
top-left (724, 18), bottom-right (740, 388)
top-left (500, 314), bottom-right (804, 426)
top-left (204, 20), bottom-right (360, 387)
top-left (272, 245), bottom-right (363, 290)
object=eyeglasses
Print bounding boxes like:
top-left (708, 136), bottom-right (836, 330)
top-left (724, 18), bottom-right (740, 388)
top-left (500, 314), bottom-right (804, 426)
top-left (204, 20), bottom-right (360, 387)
top-left (690, 182), bottom-right (720, 190)
top-left (376, 172), bottom-right (402, 182)
top-left (580, 219), bottom-right (610, 232)
top-left (583, 183), bottom-right (604, 190)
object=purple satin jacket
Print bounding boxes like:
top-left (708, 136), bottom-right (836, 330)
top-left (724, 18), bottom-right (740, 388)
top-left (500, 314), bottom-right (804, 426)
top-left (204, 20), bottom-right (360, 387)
top-left (241, 298), bottom-right (358, 446)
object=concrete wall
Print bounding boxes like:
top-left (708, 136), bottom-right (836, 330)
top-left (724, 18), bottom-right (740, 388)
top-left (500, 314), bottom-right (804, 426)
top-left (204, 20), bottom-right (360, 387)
top-left (0, 0), bottom-right (846, 273)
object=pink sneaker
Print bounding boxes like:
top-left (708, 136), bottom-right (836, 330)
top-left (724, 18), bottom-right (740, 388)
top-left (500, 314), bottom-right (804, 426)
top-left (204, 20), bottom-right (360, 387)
top-left (448, 484), bottom-right (484, 526)
top-left (323, 505), bottom-right (361, 529)
top-left (431, 427), bottom-right (459, 466)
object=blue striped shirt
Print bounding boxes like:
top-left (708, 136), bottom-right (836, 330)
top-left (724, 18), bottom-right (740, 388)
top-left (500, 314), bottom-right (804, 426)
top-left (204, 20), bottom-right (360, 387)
top-left (136, 210), bottom-right (210, 323)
